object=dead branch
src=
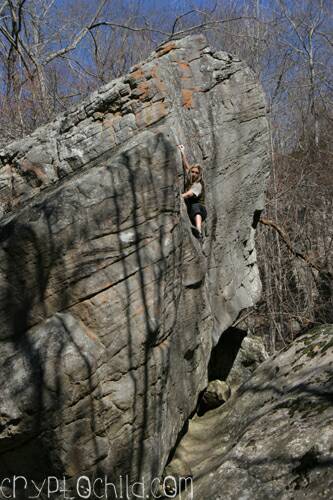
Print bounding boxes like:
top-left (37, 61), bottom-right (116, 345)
top-left (259, 217), bottom-right (321, 272)
top-left (89, 15), bottom-right (260, 42)
top-left (42, 0), bottom-right (109, 65)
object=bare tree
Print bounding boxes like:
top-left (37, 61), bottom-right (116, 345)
top-left (0, 0), bottom-right (331, 352)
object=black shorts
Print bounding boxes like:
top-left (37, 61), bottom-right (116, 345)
top-left (186, 201), bottom-right (207, 222)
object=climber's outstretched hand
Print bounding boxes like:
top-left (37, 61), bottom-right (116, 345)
top-left (178, 144), bottom-right (190, 172)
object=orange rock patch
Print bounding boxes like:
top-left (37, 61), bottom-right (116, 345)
top-left (156, 41), bottom-right (176, 57)
top-left (130, 67), bottom-right (145, 81)
top-left (137, 80), bottom-right (151, 100)
top-left (182, 89), bottom-right (194, 109)
top-left (177, 61), bottom-right (192, 79)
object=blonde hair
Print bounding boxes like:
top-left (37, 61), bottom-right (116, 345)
top-left (186, 163), bottom-right (203, 187)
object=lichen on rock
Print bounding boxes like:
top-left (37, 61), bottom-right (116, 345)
top-left (169, 324), bottom-right (333, 499)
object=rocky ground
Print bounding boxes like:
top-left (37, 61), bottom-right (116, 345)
top-left (166, 325), bottom-right (333, 500)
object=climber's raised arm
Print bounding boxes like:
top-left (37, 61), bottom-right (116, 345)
top-left (177, 144), bottom-right (191, 173)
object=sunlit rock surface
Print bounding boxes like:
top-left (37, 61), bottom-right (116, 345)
top-left (0, 34), bottom-right (269, 493)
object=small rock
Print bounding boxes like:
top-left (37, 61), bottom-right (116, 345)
top-left (199, 379), bottom-right (231, 414)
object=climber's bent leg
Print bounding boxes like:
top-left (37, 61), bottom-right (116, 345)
top-left (195, 214), bottom-right (202, 234)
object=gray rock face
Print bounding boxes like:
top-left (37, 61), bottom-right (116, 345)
top-left (0, 35), bottom-right (269, 491)
top-left (172, 325), bottom-right (333, 500)
top-left (226, 334), bottom-right (269, 391)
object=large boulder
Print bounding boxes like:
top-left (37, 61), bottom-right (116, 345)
top-left (0, 35), bottom-right (269, 492)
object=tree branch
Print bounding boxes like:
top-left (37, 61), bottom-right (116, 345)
top-left (170, 9), bottom-right (196, 37)
top-left (0, 0), bottom-right (8, 16)
top-left (42, 0), bottom-right (108, 65)
top-left (89, 20), bottom-right (170, 36)
top-left (259, 217), bottom-right (321, 271)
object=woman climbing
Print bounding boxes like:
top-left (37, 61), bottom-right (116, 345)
top-left (177, 144), bottom-right (207, 242)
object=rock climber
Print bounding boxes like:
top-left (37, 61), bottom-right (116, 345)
top-left (177, 144), bottom-right (207, 242)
